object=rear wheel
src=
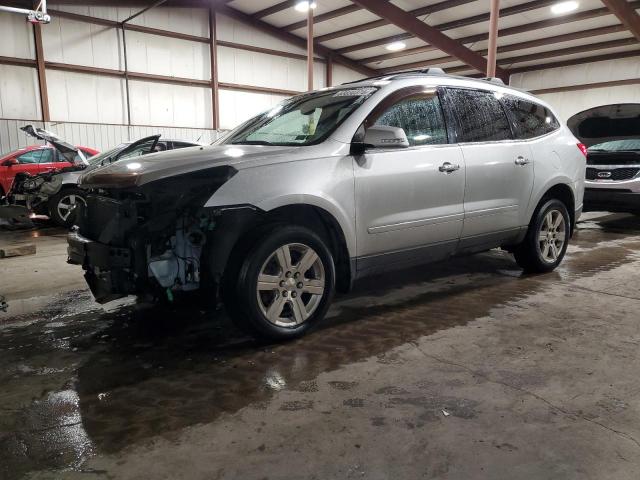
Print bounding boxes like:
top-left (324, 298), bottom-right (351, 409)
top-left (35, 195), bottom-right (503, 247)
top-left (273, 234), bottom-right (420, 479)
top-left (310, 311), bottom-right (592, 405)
top-left (48, 188), bottom-right (86, 228)
top-left (223, 225), bottom-right (335, 340)
top-left (514, 198), bottom-right (570, 273)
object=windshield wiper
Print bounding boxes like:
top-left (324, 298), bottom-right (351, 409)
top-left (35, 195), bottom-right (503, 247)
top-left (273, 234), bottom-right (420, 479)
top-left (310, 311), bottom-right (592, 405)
top-left (231, 140), bottom-right (274, 146)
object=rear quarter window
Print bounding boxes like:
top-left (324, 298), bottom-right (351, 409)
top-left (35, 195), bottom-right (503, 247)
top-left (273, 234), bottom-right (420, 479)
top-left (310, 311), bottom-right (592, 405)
top-left (502, 95), bottom-right (560, 139)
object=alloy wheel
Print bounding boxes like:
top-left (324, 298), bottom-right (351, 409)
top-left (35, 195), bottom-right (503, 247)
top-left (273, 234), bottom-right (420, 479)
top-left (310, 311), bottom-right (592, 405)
top-left (538, 209), bottom-right (566, 263)
top-left (256, 243), bottom-right (325, 327)
top-left (57, 194), bottom-right (86, 222)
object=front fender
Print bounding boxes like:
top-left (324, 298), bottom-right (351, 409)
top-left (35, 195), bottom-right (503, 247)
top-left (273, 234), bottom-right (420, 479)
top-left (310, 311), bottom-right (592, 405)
top-left (205, 158), bottom-right (356, 256)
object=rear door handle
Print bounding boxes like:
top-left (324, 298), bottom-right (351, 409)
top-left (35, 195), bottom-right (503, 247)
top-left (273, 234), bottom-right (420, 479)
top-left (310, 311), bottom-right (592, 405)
top-left (515, 156), bottom-right (530, 166)
top-left (439, 162), bottom-right (460, 173)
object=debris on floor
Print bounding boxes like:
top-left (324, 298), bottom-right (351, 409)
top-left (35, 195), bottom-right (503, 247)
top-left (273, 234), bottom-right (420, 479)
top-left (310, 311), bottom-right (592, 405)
top-left (0, 243), bottom-right (36, 258)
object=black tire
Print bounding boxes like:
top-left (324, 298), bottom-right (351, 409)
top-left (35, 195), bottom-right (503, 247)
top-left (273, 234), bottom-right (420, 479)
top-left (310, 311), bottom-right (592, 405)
top-left (514, 198), bottom-right (570, 273)
top-left (223, 224), bottom-right (335, 340)
top-left (48, 188), bottom-right (86, 228)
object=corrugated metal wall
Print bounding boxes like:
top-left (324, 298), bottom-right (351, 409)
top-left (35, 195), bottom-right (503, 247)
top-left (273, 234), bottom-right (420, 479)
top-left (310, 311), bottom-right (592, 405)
top-left (0, 7), bottom-right (365, 136)
top-left (0, 118), bottom-right (221, 156)
top-left (510, 57), bottom-right (640, 121)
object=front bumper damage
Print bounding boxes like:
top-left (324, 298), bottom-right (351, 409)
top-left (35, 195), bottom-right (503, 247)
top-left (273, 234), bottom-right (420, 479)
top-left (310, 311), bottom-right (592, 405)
top-left (67, 230), bottom-right (133, 302)
top-left (67, 166), bottom-right (247, 303)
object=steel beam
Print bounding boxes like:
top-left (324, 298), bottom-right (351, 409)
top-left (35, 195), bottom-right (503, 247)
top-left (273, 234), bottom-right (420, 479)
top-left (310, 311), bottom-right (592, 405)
top-left (121, 0), bottom-right (167, 24)
top-left (252, 0), bottom-right (297, 19)
top-left (351, 0), bottom-right (506, 78)
top-left (377, 24), bottom-right (627, 74)
top-left (50, 9), bottom-right (210, 43)
top-left (442, 40), bottom-right (640, 75)
top-left (508, 49), bottom-right (640, 74)
top-left (486, 0), bottom-right (500, 78)
top-left (32, 22), bottom-right (50, 122)
top-left (316, 0), bottom-right (476, 43)
top-left (530, 77), bottom-right (640, 94)
top-left (283, 5), bottom-right (360, 32)
top-left (215, 3), bottom-right (376, 76)
top-left (600, 0), bottom-right (640, 41)
top-left (307, 7), bottom-right (314, 91)
top-left (209, 7), bottom-right (220, 130)
top-left (337, 0), bottom-right (638, 55)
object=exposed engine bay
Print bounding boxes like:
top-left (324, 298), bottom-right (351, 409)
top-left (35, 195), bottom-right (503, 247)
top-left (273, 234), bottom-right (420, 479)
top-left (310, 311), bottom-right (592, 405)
top-left (67, 166), bottom-right (244, 303)
top-left (7, 168), bottom-right (74, 213)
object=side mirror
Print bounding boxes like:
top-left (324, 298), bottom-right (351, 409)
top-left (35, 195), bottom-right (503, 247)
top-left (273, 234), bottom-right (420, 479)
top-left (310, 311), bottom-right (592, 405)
top-left (363, 125), bottom-right (409, 149)
top-left (2, 158), bottom-right (18, 167)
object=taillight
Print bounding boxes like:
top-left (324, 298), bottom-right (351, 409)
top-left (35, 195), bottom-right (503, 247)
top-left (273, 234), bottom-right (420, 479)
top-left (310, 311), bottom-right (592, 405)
top-left (577, 143), bottom-right (588, 157)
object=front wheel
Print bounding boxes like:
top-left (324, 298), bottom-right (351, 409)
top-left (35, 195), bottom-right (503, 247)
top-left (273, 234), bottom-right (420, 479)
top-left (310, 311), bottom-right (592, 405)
top-left (48, 188), bottom-right (86, 228)
top-left (223, 225), bottom-right (335, 340)
top-left (514, 198), bottom-right (570, 273)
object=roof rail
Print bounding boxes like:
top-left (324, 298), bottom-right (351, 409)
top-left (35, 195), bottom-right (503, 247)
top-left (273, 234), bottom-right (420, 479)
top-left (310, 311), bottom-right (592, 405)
top-left (388, 67), bottom-right (447, 78)
top-left (340, 67), bottom-right (449, 85)
top-left (340, 74), bottom-right (392, 85)
top-left (481, 77), bottom-right (505, 85)
top-left (420, 67), bottom-right (446, 75)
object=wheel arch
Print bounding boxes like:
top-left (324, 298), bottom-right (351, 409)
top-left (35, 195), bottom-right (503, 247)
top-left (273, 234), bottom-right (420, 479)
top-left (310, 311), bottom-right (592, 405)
top-left (263, 203), bottom-right (353, 293)
top-left (206, 202), bottom-right (354, 294)
top-left (531, 181), bottom-right (576, 233)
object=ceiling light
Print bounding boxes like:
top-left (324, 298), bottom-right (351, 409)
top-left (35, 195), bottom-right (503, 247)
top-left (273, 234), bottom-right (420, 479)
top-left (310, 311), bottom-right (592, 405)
top-left (294, 1), bottom-right (317, 12)
top-left (386, 41), bottom-right (406, 51)
top-left (550, 1), bottom-right (579, 14)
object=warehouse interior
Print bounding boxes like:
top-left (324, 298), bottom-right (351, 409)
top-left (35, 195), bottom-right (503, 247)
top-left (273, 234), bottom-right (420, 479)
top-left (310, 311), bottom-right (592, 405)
top-left (1, 0), bottom-right (640, 478)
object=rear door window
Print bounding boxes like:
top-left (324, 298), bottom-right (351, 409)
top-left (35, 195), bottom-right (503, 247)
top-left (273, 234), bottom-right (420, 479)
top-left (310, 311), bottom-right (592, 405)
top-left (502, 95), bottom-right (560, 138)
top-left (37, 148), bottom-right (54, 164)
top-left (444, 88), bottom-right (513, 142)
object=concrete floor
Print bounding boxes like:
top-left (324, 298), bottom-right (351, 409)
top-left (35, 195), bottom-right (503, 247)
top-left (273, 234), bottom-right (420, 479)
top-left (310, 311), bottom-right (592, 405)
top-left (1, 212), bottom-right (640, 480)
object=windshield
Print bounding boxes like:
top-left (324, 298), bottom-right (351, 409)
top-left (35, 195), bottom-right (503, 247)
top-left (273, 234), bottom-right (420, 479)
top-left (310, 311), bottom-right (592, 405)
top-left (588, 139), bottom-right (640, 152)
top-left (224, 87), bottom-right (378, 147)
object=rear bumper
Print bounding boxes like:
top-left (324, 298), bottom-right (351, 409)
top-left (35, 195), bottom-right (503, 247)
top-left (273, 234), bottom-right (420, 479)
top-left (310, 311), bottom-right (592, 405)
top-left (583, 188), bottom-right (640, 213)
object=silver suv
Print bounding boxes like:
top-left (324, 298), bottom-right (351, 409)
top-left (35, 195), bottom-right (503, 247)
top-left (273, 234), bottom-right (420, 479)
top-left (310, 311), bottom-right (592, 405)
top-left (68, 70), bottom-right (586, 340)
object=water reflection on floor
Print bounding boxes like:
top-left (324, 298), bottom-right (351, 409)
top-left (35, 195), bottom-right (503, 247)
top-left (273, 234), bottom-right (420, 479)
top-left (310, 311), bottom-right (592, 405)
top-left (2, 212), bottom-right (640, 479)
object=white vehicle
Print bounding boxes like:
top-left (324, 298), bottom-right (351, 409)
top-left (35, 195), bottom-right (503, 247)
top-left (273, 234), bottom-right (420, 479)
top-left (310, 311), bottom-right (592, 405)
top-left (583, 139), bottom-right (640, 213)
top-left (68, 69), bottom-right (586, 340)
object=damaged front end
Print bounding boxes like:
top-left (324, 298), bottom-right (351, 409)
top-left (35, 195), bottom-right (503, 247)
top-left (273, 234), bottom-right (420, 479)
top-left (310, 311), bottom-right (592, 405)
top-left (67, 166), bottom-right (241, 303)
top-left (5, 170), bottom-right (65, 215)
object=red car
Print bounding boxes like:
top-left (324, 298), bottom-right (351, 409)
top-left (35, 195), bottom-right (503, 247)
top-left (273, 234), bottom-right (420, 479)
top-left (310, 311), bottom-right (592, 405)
top-left (0, 144), bottom-right (99, 197)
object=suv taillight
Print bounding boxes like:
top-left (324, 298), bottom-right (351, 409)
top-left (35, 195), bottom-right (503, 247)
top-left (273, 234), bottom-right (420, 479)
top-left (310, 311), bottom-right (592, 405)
top-left (577, 143), bottom-right (588, 157)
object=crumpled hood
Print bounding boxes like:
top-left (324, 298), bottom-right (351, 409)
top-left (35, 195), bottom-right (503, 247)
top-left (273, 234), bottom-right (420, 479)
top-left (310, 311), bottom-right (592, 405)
top-left (78, 143), bottom-right (310, 189)
top-left (20, 125), bottom-right (88, 165)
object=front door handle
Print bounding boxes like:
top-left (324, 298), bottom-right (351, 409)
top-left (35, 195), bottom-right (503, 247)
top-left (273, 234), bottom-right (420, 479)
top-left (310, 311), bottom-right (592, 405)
top-left (515, 156), bottom-right (530, 166)
top-left (439, 162), bottom-right (460, 173)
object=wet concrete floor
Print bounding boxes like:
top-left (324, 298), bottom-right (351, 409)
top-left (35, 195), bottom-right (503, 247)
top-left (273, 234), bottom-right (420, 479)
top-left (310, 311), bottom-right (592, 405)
top-left (1, 212), bottom-right (640, 479)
